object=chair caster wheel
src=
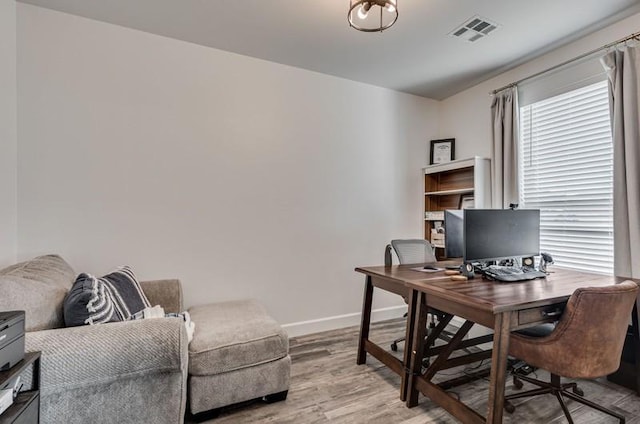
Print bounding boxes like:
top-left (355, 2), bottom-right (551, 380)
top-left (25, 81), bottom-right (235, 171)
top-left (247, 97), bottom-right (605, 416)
top-left (513, 376), bottom-right (523, 389)
top-left (504, 401), bottom-right (515, 414)
top-left (422, 358), bottom-right (430, 368)
top-left (572, 386), bottom-right (584, 396)
top-left (390, 342), bottom-right (398, 352)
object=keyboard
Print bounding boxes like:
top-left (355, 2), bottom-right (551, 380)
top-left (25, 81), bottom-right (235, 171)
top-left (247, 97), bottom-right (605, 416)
top-left (482, 265), bottom-right (547, 282)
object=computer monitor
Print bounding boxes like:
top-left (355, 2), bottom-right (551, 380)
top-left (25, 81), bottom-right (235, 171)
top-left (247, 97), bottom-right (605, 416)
top-left (463, 209), bottom-right (540, 263)
top-left (444, 210), bottom-right (464, 258)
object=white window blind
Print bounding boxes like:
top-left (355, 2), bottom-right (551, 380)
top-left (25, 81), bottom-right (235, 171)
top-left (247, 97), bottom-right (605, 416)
top-left (519, 80), bottom-right (613, 274)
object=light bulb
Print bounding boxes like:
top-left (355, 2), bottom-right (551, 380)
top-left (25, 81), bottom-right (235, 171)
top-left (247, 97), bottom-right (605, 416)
top-left (357, 3), bottom-right (370, 19)
top-left (386, 1), bottom-right (396, 13)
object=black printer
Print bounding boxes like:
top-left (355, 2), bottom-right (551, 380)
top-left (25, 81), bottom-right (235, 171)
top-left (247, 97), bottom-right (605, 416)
top-left (0, 311), bottom-right (25, 371)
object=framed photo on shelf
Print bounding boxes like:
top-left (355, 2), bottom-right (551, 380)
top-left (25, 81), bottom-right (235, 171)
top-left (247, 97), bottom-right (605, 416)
top-left (429, 138), bottom-right (455, 165)
top-left (459, 194), bottom-right (475, 209)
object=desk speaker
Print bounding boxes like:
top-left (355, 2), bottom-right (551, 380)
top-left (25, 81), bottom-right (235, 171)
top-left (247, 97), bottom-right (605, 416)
top-left (461, 263), bottom-right (475, 279)
top-left (522, 256), bottom-right (535, 268)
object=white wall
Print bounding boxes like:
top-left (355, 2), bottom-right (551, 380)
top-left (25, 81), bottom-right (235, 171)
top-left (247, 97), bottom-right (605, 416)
top-left (17, 4), bottom-right (440, 335)
top-left (0, 0), bottom-right (17, 267)
top-left (439, 11), bottom-right (640, 159)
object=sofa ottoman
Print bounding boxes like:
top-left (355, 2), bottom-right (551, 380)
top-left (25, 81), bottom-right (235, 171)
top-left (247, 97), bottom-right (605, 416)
top-left (187, 300), bottom-right (290, 416)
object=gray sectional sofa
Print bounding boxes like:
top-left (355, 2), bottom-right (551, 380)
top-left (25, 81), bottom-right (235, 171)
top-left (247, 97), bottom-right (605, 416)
top-left (0, 255), bottom-right (290, 423)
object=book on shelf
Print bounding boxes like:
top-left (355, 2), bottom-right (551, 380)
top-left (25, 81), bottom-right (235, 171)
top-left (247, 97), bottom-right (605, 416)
top-left (425, 211), bottom-right (445, 220)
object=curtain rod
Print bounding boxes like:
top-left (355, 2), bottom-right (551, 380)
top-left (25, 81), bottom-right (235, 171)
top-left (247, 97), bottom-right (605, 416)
top-left (491, 30), bottom-right (640, 95)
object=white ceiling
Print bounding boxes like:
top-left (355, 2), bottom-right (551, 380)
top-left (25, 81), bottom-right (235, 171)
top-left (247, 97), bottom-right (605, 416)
top-left (17, 0), bottom-right (640, 99)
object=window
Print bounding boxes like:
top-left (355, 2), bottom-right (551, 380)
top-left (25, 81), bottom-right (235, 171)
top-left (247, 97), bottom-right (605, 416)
top-left (519, 80), bottom-right (613, 274)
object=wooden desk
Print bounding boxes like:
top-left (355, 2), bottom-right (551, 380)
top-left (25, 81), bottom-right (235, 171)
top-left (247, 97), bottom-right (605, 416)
top-left (354, 265), bottom-right (429, 401)
top-left (355, 262), bottom-right (482, 401)
top-left (355, 264), bottom-right (637, 424)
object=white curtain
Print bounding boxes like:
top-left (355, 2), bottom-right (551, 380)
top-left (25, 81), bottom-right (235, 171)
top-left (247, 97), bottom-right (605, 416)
top-left (601, 46), bottom-right (640, 278)
top-left (491, 87), bottom-right (519, 209)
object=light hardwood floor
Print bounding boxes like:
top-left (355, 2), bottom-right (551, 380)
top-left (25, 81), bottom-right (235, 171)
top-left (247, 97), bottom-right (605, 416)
top-left (201, 319), bottom-right (640, 423)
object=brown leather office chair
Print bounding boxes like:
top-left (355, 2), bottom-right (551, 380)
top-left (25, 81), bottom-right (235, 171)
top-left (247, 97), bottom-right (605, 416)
top-left (505, 280), bottom-right (639, 423)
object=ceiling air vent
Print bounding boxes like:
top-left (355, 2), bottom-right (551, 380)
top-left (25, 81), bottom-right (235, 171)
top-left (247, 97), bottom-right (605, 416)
top-left (449, 15), bottom-right (500, 42)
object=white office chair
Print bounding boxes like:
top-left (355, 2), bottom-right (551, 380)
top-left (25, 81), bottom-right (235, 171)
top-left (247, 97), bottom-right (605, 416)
top-left (386, 239), bottom-right (446, 354)
top-left (388, 239), bottom-right (437, 265)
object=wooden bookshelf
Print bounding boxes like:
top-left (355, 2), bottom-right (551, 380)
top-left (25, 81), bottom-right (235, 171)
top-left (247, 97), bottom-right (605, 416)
top-left (423, 157), bottom-right (491, 256)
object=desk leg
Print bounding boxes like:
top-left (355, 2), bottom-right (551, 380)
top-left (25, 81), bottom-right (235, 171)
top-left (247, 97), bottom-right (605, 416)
top-left (357, 275), bottom-right (374, 365)
top-left (487, 311), bottom-right (512, 424)
top-left (400, 289), bottom-right (418, 402)
top-left (406, 291), bottom-right (428, 408)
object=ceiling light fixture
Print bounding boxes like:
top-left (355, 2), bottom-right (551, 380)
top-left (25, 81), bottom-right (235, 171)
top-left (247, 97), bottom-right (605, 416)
top-left (348, 0), bottom-right (398, 33)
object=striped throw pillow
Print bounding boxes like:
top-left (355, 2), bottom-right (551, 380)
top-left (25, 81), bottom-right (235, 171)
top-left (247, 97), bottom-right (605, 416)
top-left (64, 266), bottom-right (151, 326)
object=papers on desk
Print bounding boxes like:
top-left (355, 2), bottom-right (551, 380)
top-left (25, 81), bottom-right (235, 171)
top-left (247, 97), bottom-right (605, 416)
top-left (411, 266), bottom-right (444, 273)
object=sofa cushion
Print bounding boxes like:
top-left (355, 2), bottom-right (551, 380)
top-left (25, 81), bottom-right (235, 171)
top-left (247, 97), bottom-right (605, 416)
top-left (64, 266), bottom-right (151, 326)
top-left (188, 300), bottom-right (289, 376)
top-left (0, 255), bottom-right (75, 331)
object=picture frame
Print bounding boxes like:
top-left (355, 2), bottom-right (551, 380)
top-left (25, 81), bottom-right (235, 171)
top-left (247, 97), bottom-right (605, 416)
top-left (429, 138), bottom-right (455, 165)
top-left (459, 193), bottom-right (474, 209)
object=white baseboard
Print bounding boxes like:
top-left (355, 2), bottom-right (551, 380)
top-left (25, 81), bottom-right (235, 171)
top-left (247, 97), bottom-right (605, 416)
top-left (282, 308), bottom-right (493, 349)
top-left (282, 305), bottom-right (407, 338)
